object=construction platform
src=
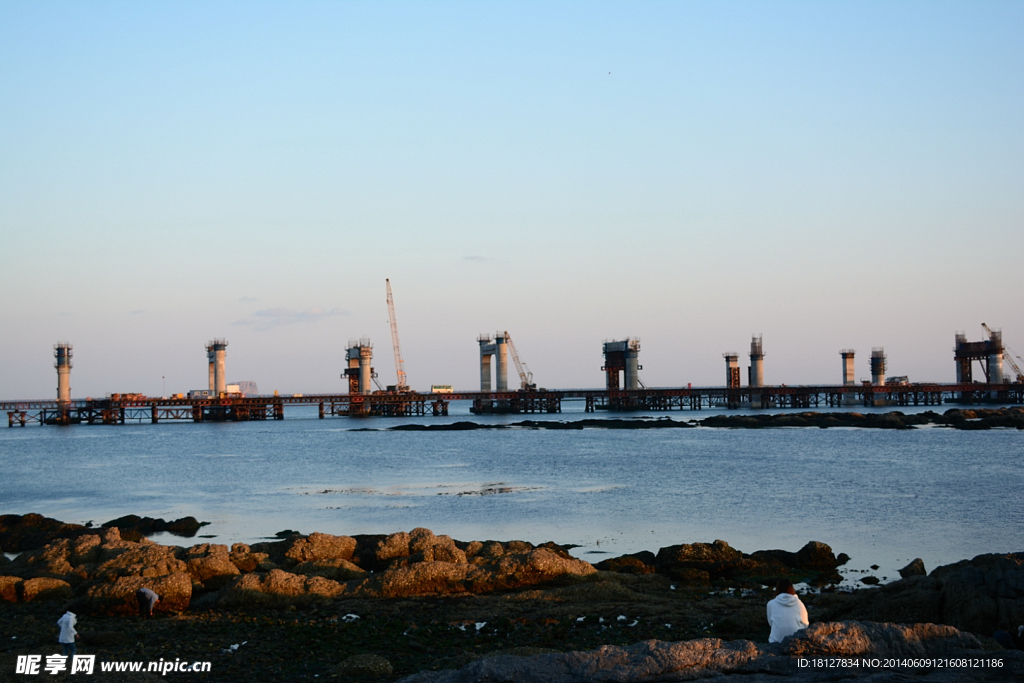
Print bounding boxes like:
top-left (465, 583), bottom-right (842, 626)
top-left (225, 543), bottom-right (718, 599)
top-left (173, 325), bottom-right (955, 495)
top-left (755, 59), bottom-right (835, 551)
top-left (4, 383), bottom-right (1023, 427)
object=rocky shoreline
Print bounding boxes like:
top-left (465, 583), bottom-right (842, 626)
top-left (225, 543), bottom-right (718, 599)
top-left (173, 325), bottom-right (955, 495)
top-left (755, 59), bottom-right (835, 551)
top-left (1, 514), bottom-right (1022, 681)
top-left (375, 407), bottom-right (1024, 431)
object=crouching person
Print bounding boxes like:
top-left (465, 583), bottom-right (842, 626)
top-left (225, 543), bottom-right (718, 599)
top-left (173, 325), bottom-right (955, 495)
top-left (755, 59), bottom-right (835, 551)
top-left (136, 587), bottom-right (160, 618)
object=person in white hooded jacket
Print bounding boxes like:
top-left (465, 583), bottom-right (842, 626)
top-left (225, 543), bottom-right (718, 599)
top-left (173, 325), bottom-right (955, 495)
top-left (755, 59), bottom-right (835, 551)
top-left (56, 611), bottom-right (77, 657)
top-left (766, 579), bottom-right (809, 643)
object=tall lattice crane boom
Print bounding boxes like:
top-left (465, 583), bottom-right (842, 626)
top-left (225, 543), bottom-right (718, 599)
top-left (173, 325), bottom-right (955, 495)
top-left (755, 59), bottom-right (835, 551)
top-left (386, 279), bottom-right (409, 392)
top-left (504, 331), bottom-right (535, 390)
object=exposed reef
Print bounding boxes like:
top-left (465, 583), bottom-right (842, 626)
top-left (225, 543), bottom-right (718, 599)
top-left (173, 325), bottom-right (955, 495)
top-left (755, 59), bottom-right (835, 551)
top-left (700, 407), bottom-right (1024, 430)
top-left (1, 517), bottom-right (1021, 681)
top-left (0, 513), bottom-right (208, 552)
top-left (378, 407), bottom-right (1024, 431)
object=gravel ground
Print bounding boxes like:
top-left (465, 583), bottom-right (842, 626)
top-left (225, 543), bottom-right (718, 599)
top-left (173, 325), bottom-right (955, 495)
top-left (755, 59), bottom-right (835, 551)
top-left (0, 572), bottom-right (803, 681)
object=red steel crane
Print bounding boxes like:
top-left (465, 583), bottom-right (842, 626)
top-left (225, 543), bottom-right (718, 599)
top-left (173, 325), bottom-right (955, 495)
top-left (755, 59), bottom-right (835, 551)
top-left (386, 279), bottom-right (409, 392)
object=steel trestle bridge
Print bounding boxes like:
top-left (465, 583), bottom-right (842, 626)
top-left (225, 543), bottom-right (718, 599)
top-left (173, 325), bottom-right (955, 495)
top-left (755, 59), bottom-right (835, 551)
top-left (4, 383), bottom-right (1023, 427)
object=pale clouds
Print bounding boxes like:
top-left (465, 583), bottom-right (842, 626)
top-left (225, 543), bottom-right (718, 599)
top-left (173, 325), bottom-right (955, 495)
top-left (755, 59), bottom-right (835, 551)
top-left (232, 307), bottom-right (349, 330)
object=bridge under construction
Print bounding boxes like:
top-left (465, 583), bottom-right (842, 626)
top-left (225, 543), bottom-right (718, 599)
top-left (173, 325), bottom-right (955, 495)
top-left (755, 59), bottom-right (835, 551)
top-left (5, 381), bottom-right (1023, 427)
top-left (5, 287), bottom-right (1023, 427)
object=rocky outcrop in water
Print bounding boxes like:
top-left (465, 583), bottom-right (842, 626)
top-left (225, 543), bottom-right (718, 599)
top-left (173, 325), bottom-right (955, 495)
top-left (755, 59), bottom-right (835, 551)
top-left (0, 512), bottom-right (208, 552)
top-left (899, 557), bottom-right (927, 578)
top-left (376, 408), bottom-right (1024, 433)
top-left (941, 407), bottom-right (1024, 430)
top-left (596, 539), bottom-right (844, 586)
top-left (102, 514), bottom-right (206, 539)
top-left (0, 513), bottom-right (91, 552)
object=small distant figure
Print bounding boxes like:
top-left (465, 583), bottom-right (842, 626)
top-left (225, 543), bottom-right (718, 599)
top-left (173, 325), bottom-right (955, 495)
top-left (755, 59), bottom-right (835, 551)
top-left (56, 611), bottom-right (77, 657)
top-left (136, 587), bottom-right (160, 618)
top-left (766, 578), bottom-right (809, 643)
top-left (993, 625), bottom-right (1023, 650)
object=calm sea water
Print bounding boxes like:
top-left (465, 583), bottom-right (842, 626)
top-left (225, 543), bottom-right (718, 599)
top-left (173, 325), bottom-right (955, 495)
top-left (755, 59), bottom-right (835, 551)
top-left (1, 403), bottom-right (1021, 585)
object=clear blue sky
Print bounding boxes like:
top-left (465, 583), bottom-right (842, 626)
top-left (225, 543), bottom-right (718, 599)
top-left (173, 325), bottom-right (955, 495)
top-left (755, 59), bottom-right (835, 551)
top-left (1, 1), bottom-right (1022, 398)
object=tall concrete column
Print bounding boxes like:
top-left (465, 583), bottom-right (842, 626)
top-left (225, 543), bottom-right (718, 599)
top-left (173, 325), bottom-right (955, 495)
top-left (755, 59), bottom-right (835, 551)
top-left (840, 350), bottom-right (855, 385)
top-left (987, 329), bottom-right (1004, 384)
top-left (478, 335), bottom-right (494, 391)
top-left (870, 348), bottom-right (886, 387)
top-left (359, 344), bottom-right (373, 394)
top-left (748, 335), bottom-right (764, 387)
top-left (602, 341), bottom-right (622, 391)
top-left (988, 352), bottom-right (1004, 384)
top-left (54, 342), bottom-right (73, 403)
top-left (624, 344), bottom-right (640, 390)
top-left (724, 353), bottom-right (740, 388)
top-left (210, 339), bottom-right (228, 395)
top-left (480, 354), bottom-right (492, 391)
top-left (345, 344), bottom-right (360, 394)
top-left (495, 333), bottom-right (508, 391)
top-left (206, 345), bottom-right (215, 391)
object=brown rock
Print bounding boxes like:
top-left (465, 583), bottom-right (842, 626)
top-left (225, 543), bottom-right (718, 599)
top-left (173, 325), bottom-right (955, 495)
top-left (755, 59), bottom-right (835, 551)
top-left (185, 543), bottom-right (240, 589)
top-left (292, 558), bottom-right (366, 581)
top-left (655, 539), bottom-right (743, 580)
top-left (899, 558), bottom-right (927, 578)
top-left (375, 531), bottom-right (411, 564)
top-left (794, 541), bottom-right (839, 571)
top-left (185, 542), bottom-right (229, 558)
top-left (283, 532), bottom-right (357, 564)
top-left (228, 544), bottom-right (271, 573)
top-left (409, 528), bottom-right (467, 564)
top-left (161, 516), bottom-right (205, 537)
top-left (219, 569), bottom-right (346, 608)
top-left (82, 573), bottom-right (192, 615)
top-left (473, 548), bottom-right (596, 593)
top-left (5, 538), bottom-right (75, 581)
top-left (95, 527), bottom-right (140, 562)
top-left (101, 514), bottom-right (205, 540)
top-left (505, 540), bottom-right (534, 554)
top-left (652, 539), bottom-right (841, 585)
top-left (594, 551), bottom-right (656, 575)
top-left (366, 561), bottom-right (473, 597)
top-left (20, 577), bottom-right (73, 602)
top-left (70, 534), bottom-right (102, 565)
top-left (784, 621), bottom-right (981, 657)
top-left (669, 568), bottom-right (712, 587)
top-left (351, 546), bottom-right (596, 598)
top-left (0, 513), bottom-right (91, 552)
top-left (96, 541), bottom-right (186, 579)
top-left (466, 541), bottom-right (506, 566)
top-left (0, 575), bottom-right (23, 602)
